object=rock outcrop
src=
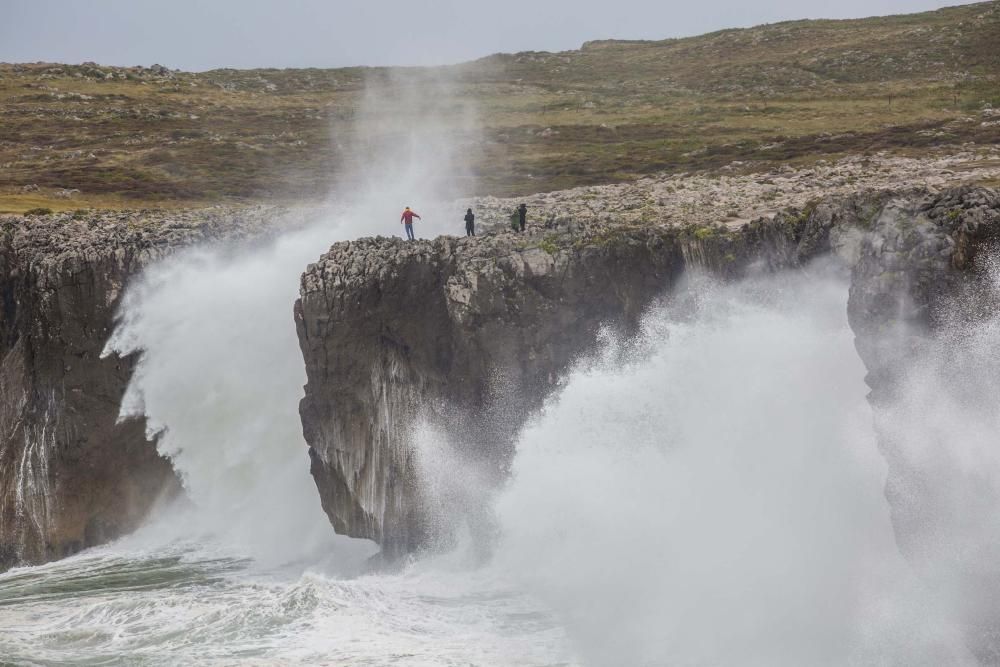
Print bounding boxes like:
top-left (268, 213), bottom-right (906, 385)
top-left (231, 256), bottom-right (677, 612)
top-left (296, 228), bottom-right (684, 555)
top-left (294, 191), bottom-right (889, 555)
top-left (847, 187), bottom-right (1000, 392)
top-left (0, 208), bottom-right (279, 570)
top-left (296, 183), bottom-right (1000, 569)
top-left (843, 187), bottom-right (1000, 661)
top-left (463, 149), bottom-right (1000, 233)
top-left (298, 185), bottom-right (1000, 648)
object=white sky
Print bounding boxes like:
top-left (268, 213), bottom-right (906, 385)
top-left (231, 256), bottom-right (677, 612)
top-left (0, 0), bottom-right (983, 71)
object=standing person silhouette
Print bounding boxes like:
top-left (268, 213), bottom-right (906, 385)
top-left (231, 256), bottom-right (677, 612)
top-left (400, 206), bottom-right (421, 241)
top-left (464, 208), bottom-right (475, 237)
top-left (517, 203), bottom-right (527, 232)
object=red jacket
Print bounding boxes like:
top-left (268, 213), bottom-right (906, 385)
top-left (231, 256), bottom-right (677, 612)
top-left (401, 209), bottom-right (421, 224)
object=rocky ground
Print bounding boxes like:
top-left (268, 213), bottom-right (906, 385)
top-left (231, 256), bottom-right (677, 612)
top-left (0, 205), bottom-right (294, 256)
top-left (6, 147), bottom-right (997, 245)
top-left (466, 147), bottom-right (1000, 232)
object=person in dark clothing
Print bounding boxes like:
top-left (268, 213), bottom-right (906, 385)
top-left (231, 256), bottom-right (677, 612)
top-left (400, 206), bottom-right (420, 241)
top-left (517, 203), bottom-right (527, 232)
top-left (464, 208), bottom-right (475, 237)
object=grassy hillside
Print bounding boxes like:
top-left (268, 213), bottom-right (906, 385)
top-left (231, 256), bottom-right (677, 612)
top-left (1, 1), bottom-right (998, 211)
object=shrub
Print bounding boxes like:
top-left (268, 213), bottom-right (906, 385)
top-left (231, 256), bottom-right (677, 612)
top-left (693, 226), bottom-right (716, 240)
top-left (538, 235), bottom-right (560, 255)
top-left (24, 207), bottom-right (53, 216)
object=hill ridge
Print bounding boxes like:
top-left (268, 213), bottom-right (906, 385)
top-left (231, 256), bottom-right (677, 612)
top-left (1, 1), bottom-right (998, 210)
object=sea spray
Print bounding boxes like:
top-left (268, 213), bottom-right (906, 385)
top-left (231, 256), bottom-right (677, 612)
top-left (8, 260), bottom-right (997, 665)
top-left (491, 269), bottom-right (972, 665)
top-left (100, 72), bottom-right (483, 565)
top-left (103, 223), bottom-right (367, 565)
top-left (8, 70), bottom-right (998, 665)
top-left (870, 251), bottom-right (1000, 656)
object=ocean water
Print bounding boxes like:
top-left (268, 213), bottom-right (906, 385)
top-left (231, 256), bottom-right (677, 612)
top-left (4, 254), bottom-right (994, 665)
top-left (0, 536), bottom-right (570, 666)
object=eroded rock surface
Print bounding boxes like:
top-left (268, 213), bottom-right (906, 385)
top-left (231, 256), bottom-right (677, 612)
top-left (0, 207), bottom-right (280, 570)
top-left (298, 185), bottom-right (1000, 651)
top-left (847, 187), bottom-right (1000, 388)
top-left (844, 187), bottom-right (1000, 661)
top-left (463, 150), bottom-right (1000, 232)
top-left (294, 191), bottom-right (886, 555)
top-left (297, 229), bottom-right (682, 554)
top-left (297, 184), bottom-right (1000, 563)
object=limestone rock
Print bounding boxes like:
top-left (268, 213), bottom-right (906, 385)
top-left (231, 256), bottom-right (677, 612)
top-left (295, 199), bottom-right (854, 556)
top-left (0, 206), bottom-right (280, 570)
top-left (843, 186), bottom-right (1000, 661)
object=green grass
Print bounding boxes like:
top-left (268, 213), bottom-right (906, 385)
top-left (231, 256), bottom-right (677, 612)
top-left (1, 1), bottom-right (998, 210)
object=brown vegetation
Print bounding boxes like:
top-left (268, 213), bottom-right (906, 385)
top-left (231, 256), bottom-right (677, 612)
top-left (1, 2), bottom-right (998, 211)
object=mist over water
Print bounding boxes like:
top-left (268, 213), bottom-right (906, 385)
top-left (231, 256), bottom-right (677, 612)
top-left (873, 254), bottom-right (1000, 647)
top-left (103, 223), bottom-right (374, 566)
top-left (0, 75), bottom-right (575, 665)
top-left (491, 270), bottom-right (974, 665)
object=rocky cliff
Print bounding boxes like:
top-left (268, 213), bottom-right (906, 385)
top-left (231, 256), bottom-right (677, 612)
top-left (297, 184), bottom-right (1000, 654)
top-left (847, 187), bottom-right (1000, 391)
top-left (294, 190), bottom-right (890, 555)
top-left (0, 208), bottom-right (278, 570)
top-left (296, 228), bottom-right (684, 555)
top-left (843, 187), bottom-right (1000, 661)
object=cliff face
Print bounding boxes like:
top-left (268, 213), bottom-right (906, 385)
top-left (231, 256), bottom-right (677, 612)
top-left (297, 186), bottom-right (1000, 648)
top-left (0, 209), bottom-right (277, 570)
top-left (843, 187), bottom-right (1000, 660)
top-left (296, 230), bottom-right (681, 554)
top-left (845, 189), bottom-right (1000, 553)
top-left (847, 187), bottom-right (1000, 390)
top-left (297, 184), bottom-right (999, 564)
top-left (294, 198), bottom-right (882, 554)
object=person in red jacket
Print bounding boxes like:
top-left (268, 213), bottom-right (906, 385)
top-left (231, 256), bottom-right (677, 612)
top-left (400, 206), bottom-right (421, 240)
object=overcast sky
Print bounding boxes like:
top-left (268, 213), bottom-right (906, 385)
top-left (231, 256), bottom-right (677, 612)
top-left (1, 0), bottom-right (981, 71)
